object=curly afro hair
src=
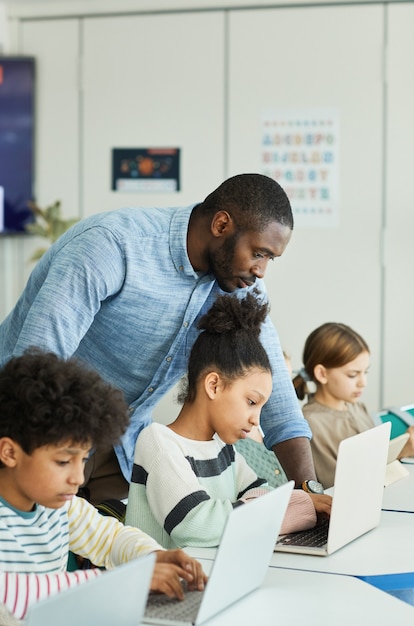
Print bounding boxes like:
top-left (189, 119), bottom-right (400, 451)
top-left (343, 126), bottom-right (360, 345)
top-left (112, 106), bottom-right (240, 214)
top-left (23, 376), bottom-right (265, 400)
top-left (0, 349), bottom-right (130, 457)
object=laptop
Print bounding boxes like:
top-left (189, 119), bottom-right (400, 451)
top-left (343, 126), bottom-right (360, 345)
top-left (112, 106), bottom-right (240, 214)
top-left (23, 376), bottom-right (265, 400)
top-left (275, 422), bottom-right (391, 556)
top-left (143, 480), bottom-right (294, 625)
top-left (387, 432), bottom-right (409, 464)
top-left (25, 553), bottom-right (155, 626)
top-left (385, 432), bottom-right (410, 486)
top-left (377, 405), bottom-right (414, 464)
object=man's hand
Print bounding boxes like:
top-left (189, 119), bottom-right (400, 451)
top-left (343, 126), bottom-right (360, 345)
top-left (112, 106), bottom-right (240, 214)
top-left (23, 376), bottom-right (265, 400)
top-left (151, 549), bottom-right (208, 599)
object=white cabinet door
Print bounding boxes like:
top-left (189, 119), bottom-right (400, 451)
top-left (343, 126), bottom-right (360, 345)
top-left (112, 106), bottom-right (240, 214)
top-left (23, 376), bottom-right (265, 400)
top-left (82, 11), bottom-right (225, 215)
top-left (228, 6), bottom-right (384, 409)
top-left (383, 4), bottom-right (414, 407)
top-left (21, 19), bottom-right (80, 216)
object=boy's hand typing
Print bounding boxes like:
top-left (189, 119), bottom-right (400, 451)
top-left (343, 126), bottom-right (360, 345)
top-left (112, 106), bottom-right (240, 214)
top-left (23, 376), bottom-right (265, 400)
top-left (151, 550), bottom-right (207, 599)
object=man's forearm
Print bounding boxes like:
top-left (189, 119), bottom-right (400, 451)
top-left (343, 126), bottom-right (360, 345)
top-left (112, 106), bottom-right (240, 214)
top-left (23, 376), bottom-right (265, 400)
top-left (272, 437), bottom-right (317, 487)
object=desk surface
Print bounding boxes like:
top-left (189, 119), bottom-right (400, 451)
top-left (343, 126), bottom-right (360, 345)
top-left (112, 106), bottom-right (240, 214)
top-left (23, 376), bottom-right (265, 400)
top-left (189, 510), bottom-right (414, 577)
top-left (382, 462), bottom-right (414, 512)
top-left (193, 562), bottom-right (414, 625)
top-left (270, 510), bottom-right (414, 576)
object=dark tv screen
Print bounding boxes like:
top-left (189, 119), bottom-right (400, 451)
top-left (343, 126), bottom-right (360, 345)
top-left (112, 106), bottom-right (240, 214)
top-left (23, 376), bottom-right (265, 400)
top-left (0, 56), bottom-right (35, 234)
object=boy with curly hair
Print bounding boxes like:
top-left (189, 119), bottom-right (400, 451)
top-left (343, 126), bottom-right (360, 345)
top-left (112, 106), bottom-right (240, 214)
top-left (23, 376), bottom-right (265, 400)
top-left (0, 350), bottom-right (206, 621)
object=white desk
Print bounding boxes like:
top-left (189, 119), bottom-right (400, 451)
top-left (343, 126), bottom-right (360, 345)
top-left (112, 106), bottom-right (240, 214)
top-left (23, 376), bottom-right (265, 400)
top-left (382, 462), bottom-right (414, 512)
top-left (188, 510), bottom-right (414, 577)
top-left (270, 510), bottom-right (414, 576)
top-left (191, 562), bottom-right (414, 625)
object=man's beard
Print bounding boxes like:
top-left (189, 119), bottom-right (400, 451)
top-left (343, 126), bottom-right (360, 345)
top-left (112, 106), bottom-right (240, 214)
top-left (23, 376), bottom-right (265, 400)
top-left (207, 233), bottom-right (238, 293)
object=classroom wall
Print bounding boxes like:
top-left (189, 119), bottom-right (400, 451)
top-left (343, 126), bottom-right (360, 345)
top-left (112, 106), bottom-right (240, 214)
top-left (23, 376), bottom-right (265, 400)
top-left (0, 3), bottom-right (8, 52)
top-left (1, 0), bottom-right (413, 418)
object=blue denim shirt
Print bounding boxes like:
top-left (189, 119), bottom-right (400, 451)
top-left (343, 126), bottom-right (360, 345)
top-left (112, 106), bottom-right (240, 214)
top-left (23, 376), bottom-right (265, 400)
top-left (0, 204), bottom-right (311, 480)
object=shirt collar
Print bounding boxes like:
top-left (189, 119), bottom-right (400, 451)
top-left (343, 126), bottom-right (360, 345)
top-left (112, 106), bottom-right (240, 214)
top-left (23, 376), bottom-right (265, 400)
top-left (169, 204), bottom-right (213, 283)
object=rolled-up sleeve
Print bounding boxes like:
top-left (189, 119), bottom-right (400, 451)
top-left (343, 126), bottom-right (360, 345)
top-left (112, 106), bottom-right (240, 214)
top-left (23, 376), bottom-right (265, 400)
top-left (255, 291), bottom-right (312, 450)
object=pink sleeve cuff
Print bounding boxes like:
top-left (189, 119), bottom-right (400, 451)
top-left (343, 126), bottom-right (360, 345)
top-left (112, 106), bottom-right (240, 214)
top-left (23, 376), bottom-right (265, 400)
top-left (280, 490), bottom-right (317, 534)
top-left (239, 487), bottom-right (271, 503)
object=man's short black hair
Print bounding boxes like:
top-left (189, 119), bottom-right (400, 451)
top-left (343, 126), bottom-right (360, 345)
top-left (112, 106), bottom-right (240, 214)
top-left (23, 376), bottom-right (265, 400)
top-left (198, 173), bottom-right (293, 232)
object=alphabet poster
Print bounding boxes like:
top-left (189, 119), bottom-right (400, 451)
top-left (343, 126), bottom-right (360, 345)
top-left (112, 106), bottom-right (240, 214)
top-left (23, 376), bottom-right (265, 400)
top-left (261, 110), bottom-right (339, 228)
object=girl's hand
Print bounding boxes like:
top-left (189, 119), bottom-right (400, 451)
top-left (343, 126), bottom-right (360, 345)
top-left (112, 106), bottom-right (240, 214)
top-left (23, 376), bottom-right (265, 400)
top-left (309, 493), bottom-right (332, 524)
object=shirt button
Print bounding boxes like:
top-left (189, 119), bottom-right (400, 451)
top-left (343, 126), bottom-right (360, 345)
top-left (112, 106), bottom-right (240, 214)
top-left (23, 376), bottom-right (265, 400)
top-left (148, 387), bottom-right (154, 393)
top-left (274, 469), bottom-right (280, 475)
top-left (183, 322), bottom-right (189, 328)
top-left (179, 265), bottom-right (184, 271)
top-left (166, 356), bottom-right (172, 362)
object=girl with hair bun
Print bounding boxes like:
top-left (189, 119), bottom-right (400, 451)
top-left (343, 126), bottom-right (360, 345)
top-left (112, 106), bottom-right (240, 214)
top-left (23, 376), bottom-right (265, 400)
top-left (125, 292), bottom-right (331, 549)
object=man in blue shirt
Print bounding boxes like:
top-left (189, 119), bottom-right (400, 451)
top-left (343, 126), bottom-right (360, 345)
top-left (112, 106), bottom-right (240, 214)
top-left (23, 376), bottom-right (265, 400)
top-left (0, 174), bottom-right (319, 505)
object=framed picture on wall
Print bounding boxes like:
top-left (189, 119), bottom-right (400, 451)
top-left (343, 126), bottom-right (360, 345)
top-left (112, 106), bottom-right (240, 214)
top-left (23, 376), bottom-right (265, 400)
top-left (112, 147), bottom-right (180, 193)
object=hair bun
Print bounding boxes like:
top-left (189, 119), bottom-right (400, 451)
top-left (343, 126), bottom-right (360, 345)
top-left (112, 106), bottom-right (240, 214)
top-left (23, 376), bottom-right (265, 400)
top-left (198, 290), bottom-right (269, 337)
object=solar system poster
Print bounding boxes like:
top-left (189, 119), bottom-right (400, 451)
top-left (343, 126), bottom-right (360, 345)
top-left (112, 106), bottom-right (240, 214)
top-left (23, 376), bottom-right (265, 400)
top-left (112, 147), bottom-right (180, 192)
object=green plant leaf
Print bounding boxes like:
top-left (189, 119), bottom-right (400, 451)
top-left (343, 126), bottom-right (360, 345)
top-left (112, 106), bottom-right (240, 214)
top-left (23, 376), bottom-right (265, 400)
top-left (25, 200), bottom-right (79, 261)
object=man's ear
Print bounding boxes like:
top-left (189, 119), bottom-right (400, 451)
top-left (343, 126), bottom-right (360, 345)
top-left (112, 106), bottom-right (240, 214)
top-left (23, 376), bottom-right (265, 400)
top-left (313, 364), bottom-right (328, 385)
top-left (204, 371), bottom-right (221, 400)
top-left (210, 211), bottom-right (234, 237)
top-left (0, 437), bottom-right (20, 468)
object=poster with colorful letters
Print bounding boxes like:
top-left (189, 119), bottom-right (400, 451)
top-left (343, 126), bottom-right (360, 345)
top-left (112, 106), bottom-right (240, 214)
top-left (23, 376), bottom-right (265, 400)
top-left (261, 110), bottom-right (339, 228)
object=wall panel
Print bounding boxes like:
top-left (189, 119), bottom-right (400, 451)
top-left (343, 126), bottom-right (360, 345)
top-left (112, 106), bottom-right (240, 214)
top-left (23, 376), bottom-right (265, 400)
top-left (228, 5), bottom-right (384, 409)
top-left (383, 3), bottom-right (414, 406)
top-left (82, 12), bottom-right (226, 215)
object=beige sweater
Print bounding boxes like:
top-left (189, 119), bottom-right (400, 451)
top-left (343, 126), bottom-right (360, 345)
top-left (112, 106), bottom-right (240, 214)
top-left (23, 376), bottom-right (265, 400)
top-left (303, 399), bottom-right (374, 488)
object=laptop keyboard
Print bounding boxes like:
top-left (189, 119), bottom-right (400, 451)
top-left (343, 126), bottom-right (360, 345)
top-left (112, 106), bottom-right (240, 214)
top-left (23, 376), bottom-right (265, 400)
top-left (145, 585), bottom-right (204, 623)
top-left (277, 521), bottom-right (329, 548)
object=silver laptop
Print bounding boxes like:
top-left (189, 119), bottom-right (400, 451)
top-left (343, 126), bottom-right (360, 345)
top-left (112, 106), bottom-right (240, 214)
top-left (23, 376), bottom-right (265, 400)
top-left (387, 432), bottom-right (409, 465)
top-left (25, 553), bottom-right (155, 626)
top-left (385, 432), bottom-right (410, 486)
top-left (275, 422), bottom-right (391, 556)
top-left (143, 480), bottom-right (294, 626)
